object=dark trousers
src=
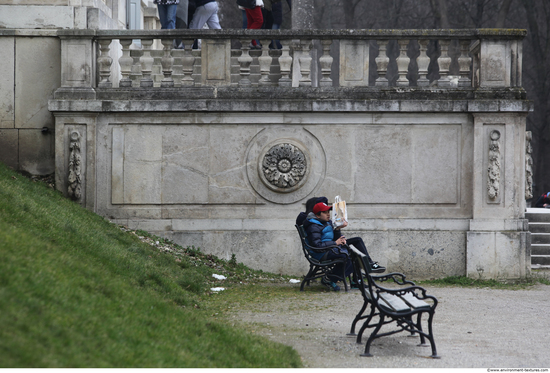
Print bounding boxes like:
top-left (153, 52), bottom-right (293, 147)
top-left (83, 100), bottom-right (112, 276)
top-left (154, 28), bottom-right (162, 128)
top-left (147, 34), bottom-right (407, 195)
top-left (325, 249), bottom-right (353, 283)
top-left (346, 236), bottom-right (374, 263)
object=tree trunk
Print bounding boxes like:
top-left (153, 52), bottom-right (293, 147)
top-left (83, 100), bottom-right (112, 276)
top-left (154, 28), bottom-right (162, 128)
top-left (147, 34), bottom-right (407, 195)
top-left (495, 0), bottom-right (513, 28)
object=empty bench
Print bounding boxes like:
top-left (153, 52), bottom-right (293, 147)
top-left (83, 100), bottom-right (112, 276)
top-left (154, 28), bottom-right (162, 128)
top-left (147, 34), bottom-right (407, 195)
top-left (347, 245), bottom-right (440, 358)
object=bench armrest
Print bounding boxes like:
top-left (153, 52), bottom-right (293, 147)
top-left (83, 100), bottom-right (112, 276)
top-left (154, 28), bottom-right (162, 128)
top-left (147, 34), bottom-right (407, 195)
top-left (370, 272), bottom-right (415, 286)
top-left (373, 284), bottom-right (438, 308)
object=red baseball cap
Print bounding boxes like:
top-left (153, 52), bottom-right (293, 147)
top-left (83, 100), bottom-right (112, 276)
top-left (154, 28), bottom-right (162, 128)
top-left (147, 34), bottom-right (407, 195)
top-left (313, 202), bottom-right (332, 214)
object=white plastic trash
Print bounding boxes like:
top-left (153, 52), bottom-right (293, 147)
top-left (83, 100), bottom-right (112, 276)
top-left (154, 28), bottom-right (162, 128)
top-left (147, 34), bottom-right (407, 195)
top-left (212, 274), bottom-right (227, 280)
top-left (289, 279), bottom-right (300, 284)
top-left (210, 287), bottom-right (225, 292)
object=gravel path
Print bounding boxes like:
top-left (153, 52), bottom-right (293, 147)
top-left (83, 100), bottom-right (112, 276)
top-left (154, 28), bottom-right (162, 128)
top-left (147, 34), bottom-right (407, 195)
top-left (228, 282), bottom-right (550, 368)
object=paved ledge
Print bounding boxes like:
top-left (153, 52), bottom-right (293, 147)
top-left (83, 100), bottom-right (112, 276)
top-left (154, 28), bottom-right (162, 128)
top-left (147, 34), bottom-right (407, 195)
top-left (49, 89), bottom-right (532, 113)
top-left (112, 218), bottom-right (472, 232)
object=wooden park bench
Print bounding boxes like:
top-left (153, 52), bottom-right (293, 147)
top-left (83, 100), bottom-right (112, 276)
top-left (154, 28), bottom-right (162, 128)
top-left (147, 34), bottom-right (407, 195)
top-left (347, 245), bottom-right (440, 358)
top-left (295, 224), bottom-right (349, 292)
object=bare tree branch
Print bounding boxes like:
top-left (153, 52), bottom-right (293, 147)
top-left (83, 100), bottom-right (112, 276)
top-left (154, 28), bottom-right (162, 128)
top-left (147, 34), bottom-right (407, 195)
top-left (495, 0), bottom-right (513, 27)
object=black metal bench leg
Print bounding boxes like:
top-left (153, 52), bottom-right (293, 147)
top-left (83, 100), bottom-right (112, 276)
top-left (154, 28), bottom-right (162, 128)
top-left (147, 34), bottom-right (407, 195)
top-left (356, 305), bottom-right (376, 344)
top-left (361, 315), bottom-right (385, 357)
top-left (426, 313), bottom-right (440, 358)
top-left (348, 301), bottom-right (368, 336)
top-left (415, 313), bottom-right (427, 346)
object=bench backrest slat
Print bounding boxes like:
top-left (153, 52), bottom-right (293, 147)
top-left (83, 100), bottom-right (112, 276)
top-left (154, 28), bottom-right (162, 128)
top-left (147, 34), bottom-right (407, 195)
top-left (400, 292), bottom-right (431, 310)
top-left (378, 293), bottom-right (411, 312)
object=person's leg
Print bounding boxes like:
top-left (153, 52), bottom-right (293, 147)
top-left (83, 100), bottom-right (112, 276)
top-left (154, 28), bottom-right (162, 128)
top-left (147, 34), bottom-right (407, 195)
top-left (346, 236), bottom-right (385, 272)
top-left (248, 6), bottom-right (264, 29)
top-left (271, 23), bottom-right (282, 49)
top-left (247, 6), bottom-right (263, 47)
top-left (346, 237), bottom-right (373, 263)
top-left (242, 9), bottom-right (247, 28)
top-left (324, 250), bottom-right (352, 283)
top-left (204, 1), bottom-right (221, 29)
top-left (157, 4), bottom-right (168, 29)
top-left (165, 4), bottom-right (177, 29)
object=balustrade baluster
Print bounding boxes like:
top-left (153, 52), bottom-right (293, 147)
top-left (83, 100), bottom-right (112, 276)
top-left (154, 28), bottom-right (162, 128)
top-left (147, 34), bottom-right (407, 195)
top-left (299, 39), bottom-right (313, 87)
top-left (375, 40), bottom-right (390, 87)
top-left (118, 39), bottom-right (133, 88)
top-left (97, 39), bottom-right (112, 88)
top-left (130, 48), bottom-right (143, 87)
top-left (140, 38), bottom-right (154, 88)
top-left (180, 39), bottom-right (195, 86)
top-left (396, 39), bottom-right (410, 86)
top-left (437, 39), bottom-right (451, 87)
top-left (160, 38), bottom-right (174, 88)
top-left (258, 39), bottom-right (273, 86)
top-left (417, 39), bottom-right (430, 87)
top-left (278, 40), bottom-right (293, 87)
top-left (238, 39), bottom-right (253, 87)
top-left (319, 39), bottom-right (333, 87)
top-left (458, 39), bottom-right (472, 87)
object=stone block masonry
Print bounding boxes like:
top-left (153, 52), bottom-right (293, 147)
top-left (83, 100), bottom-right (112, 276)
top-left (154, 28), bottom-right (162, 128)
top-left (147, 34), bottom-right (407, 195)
top-left (43, 28), bottom-right (534, 279)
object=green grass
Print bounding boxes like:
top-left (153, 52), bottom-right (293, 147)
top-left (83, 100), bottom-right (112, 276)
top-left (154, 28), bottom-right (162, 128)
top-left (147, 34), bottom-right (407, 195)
top-left (417, 275), bottom-right (550, 289)
top-left (0, 162), bottom-right (302, 368)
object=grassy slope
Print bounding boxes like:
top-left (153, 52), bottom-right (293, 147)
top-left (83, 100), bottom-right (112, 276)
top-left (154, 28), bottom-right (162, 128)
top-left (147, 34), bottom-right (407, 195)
top-left (0, 163), bottom-right (301, 368)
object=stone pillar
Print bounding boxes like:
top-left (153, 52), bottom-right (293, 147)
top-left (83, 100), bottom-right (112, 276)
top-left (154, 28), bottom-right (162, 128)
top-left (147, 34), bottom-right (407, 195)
top-left (54, 30), bottom-right (96, 100)
top-left (466, 112), bottom-right (530, 279)
top-left (291, 0), bottom-right (318, 87)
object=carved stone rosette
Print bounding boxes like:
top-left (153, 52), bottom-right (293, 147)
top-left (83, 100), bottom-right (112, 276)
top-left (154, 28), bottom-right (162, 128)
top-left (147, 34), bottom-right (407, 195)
top-left (487, 130), bottom-right (501, 200)
top-left (525, 131), bottom-right (533, 200)
top-left (68, 130), bottom-right (82, 200)
top-left (261, 143), bottom-right (307, 191)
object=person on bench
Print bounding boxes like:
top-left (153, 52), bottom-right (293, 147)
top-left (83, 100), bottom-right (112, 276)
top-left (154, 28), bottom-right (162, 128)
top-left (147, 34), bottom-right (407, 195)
top-left (298, 197), bottom-right (386, 275)
top-left (303, 202), bottom-right (353, 291)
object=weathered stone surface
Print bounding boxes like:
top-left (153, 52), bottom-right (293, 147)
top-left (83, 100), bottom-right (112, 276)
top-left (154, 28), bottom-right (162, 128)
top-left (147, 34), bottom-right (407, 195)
top-left (467, 230), bottom-right (530, 279)
top-left (15, 37), bottom-right (60, 129)
top-left (18, 129), bottom-right (54, 175)
top-left (0, 5), bottom-right (75, 28)
top-left (0, 129), bottom-right (18, 169)
top-left (0, 37), bottom-right (14, 129)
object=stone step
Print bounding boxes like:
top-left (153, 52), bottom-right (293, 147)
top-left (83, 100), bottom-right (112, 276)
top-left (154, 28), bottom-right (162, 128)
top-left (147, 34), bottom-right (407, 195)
top-left (526, 211), bottom-right (550, 223)
top-left (531, 264), bottom-right (550, 271)
top-left (528, 223), bottom-right (550, 233)
top-left (531, 233), bottom-right (550, 244)
top-left (531, 255), bottom-right (550, 266)
top-left (531, 244), bottom-right (550, 255)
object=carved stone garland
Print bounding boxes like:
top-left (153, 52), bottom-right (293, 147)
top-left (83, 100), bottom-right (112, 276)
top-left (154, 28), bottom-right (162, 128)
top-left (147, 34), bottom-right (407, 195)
top-left (261, 143), bottom-right (307, 190)
top-left (487, 130), bottom-right (501, 200)
top-left (68, 131), bottom-right (82, 200)
top-left (525, 131), bottom-right (533, 200)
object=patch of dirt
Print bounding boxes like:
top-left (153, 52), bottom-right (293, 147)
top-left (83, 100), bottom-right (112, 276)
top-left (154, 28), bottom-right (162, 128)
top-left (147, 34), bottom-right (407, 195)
top-left (225, 281), bottom-right (550, 368)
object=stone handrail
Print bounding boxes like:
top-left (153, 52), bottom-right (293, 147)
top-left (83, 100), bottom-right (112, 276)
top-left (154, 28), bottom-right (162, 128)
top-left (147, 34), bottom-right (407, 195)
top-left (55, 28), bottom-right (525, 95)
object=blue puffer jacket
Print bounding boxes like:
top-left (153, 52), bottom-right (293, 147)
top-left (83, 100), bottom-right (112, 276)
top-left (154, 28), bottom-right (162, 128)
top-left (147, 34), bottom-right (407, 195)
top-left (302, 213), bottom-right (343, 260)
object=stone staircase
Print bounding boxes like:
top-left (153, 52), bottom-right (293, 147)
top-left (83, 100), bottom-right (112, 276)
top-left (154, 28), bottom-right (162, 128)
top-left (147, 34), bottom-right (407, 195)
top-left (526, 208), bottom-right (550, 269)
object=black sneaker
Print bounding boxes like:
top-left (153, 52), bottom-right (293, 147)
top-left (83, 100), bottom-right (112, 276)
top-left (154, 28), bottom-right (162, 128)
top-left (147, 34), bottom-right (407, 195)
top-left (321, 276), bottom-right (341, 291)
top-left (370, 262), bottom-right (386, 273)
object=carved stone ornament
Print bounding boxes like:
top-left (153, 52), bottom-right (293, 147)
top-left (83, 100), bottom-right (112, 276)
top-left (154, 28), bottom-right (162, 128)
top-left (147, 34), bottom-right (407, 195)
top-left (487, 130), bottom-right (501, 200)
top-left (261, 143), bottom-right (307, 191)
top-left (526, 131), bottom-right (533, 200)
top-left (68, 130), bottom-right (82, 200)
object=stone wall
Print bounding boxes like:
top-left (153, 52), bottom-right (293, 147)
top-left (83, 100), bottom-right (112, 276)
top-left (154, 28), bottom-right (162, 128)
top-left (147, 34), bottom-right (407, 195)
top-left (0, 30), bottom-right (60, 175)
top-left (49, 93), bottom-right (531, 279)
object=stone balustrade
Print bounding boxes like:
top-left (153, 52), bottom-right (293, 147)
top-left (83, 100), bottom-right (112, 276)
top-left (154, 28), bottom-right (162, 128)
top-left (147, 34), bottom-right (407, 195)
top-left (55, 29), bottom-right (525, 95)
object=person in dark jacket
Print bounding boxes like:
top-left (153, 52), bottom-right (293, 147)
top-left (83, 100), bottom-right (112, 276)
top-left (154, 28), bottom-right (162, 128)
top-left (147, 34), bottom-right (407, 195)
top-left (296, 196), bottom-right (327, 226)
top-left (303, 202), bottom-right (352, 291)
top-left (535, 192), bottom-right (550, 208)
top-left (297, 196), bottom-right (385, 274)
